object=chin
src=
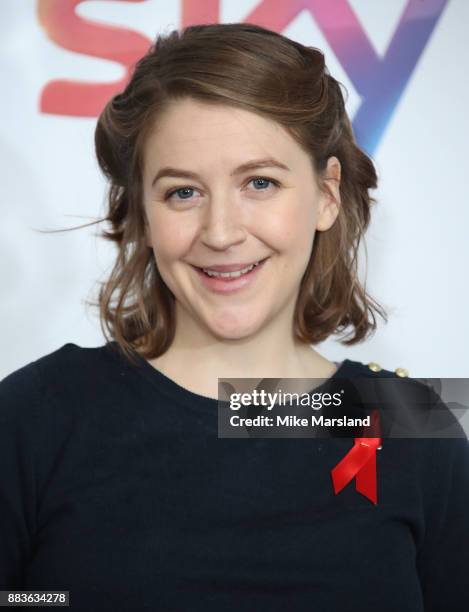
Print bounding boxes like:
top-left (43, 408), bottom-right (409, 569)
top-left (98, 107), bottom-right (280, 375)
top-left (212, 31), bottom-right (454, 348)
top-left (206, 316), bottom-right (263, 341)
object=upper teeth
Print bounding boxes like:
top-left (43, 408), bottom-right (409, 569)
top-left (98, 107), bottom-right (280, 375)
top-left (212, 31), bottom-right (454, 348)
top-left (202, 261), bottom-right (260, 278)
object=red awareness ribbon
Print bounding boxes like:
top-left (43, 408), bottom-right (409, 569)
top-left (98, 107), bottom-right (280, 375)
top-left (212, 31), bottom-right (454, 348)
top-left (330, 409), bottom-right (382, 505)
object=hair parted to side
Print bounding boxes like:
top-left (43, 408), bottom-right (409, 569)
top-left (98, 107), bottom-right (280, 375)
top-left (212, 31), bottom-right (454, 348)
top-left (80, 22), bottom-right (386, 364)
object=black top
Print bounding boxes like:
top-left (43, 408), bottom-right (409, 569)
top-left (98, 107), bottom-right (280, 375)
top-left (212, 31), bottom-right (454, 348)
top-left (0, 341), bottom-right (468, 611)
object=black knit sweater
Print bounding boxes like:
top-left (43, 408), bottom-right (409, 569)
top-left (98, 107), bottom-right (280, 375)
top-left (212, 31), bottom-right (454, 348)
top-left (0, 342), bottom-right (467, 611)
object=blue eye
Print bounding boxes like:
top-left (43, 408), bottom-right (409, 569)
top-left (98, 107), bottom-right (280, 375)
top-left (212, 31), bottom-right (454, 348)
top-left (250, 177), bottom-right (276, 190)
top-left (166, 187), bottom-right (195, 200)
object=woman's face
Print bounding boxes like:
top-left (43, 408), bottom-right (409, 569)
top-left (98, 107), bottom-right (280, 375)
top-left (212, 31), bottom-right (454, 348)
top-left (142, 97), bottom-right (340, 340)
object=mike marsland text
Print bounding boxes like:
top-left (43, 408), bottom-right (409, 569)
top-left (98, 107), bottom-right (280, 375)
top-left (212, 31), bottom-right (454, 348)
top-left (229, 415), bottom-right (371, 428)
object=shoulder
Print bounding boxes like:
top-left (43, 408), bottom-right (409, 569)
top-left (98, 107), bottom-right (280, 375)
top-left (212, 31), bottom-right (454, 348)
top-left (341, 358), bottom-right (466, 440)
top-left (1, 342), bottom-right (111, 385)
top-left (0, 341), bottom-right (130, 474)
top-left (0, 342), bottom-right (116, 415)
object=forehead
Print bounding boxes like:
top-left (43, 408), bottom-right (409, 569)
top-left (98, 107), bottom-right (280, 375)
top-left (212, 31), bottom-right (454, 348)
top-left (143, 98), bottom-right (306, 167)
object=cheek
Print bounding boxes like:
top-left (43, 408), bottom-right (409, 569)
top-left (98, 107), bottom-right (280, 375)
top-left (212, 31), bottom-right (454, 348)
top-left (260, 203), bottom-right (315, 250)
top-left (149, 214), bottom-right (194, 260)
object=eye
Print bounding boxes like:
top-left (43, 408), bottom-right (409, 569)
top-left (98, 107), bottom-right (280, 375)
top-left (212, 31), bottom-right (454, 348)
top-left (164, 186), bottom-right (200, 202)
top-left (248, 176), bottom-right (280, 192)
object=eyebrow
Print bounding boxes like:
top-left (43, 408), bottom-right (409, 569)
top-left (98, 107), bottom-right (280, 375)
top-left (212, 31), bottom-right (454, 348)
top-left (151, 157), bottom-right (291, 188)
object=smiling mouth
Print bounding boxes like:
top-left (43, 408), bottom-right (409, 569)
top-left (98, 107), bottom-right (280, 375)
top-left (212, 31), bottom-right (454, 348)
top-left (192, 257), bottom-right (270, 278)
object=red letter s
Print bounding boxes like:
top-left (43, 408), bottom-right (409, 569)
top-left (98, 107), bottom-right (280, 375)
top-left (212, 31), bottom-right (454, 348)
top-left (37, 0), bottom-right (150, 117)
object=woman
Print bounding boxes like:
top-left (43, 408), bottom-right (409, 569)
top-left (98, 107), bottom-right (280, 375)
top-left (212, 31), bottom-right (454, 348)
top-left (1, 23), bottom-right (468, 611)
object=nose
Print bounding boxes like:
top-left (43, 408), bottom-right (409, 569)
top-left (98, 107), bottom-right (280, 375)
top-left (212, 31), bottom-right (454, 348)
top-left (199, 193), bottom-right (247, 251)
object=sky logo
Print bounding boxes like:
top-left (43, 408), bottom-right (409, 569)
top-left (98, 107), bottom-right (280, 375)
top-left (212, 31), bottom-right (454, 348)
top-left (38, 0), bottom-right (450, 155)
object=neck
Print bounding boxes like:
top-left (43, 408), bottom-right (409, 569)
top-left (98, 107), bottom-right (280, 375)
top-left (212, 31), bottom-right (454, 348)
top-left (146, 303), bottom-right (337, 399)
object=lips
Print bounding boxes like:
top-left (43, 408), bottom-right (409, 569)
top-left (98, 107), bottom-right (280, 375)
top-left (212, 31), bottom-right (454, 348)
top-left (192, 256), bottom-right (269, 294)
top-left (193, 257), bottom-right (270, 273)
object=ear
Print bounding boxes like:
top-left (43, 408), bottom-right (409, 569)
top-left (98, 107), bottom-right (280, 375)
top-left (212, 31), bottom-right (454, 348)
top-left (316, 156), bottom-right (341, 232)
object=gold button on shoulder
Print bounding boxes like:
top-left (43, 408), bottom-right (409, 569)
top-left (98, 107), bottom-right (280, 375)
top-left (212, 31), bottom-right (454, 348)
top-left (367, 362), bottom-right (382, 372)
top-left (395, 367), bottom-right (409, 377)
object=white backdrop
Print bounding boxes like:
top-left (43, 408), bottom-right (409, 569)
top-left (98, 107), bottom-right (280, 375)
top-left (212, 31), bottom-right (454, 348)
top-left (1, 0), bottom-right (468, 379)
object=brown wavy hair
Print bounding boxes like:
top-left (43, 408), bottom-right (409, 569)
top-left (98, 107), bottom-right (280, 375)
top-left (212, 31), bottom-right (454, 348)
top-left (51, 22), bottom-right (387, 365)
